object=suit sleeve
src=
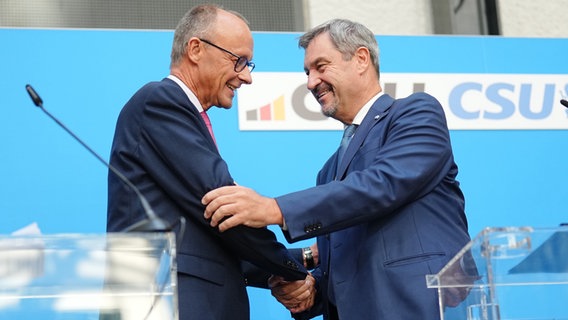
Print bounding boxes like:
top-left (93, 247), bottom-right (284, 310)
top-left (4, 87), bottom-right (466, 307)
top-left (131, 83), bottom-right (307, 280)
top-left (277, 93), bottom-right (457, 243)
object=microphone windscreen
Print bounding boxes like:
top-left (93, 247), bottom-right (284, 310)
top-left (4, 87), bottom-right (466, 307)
top-left (25, 84), bottom-right (43, 107)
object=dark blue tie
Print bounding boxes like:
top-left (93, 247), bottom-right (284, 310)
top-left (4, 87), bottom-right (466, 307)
top-left (337, 124), bottom-right (357, 169)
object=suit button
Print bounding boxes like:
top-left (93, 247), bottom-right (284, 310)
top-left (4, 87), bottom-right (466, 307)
top-left (286, 260), bottom-right (299, 270)
top-left (304, 223), bottom-right (322, 233)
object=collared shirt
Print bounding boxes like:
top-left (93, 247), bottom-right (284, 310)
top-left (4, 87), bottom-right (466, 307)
top-left (167, 74), bottom-right (204, 113)
top-left (350, 91), bottom-right (384, 128)
top-left (282, 91), bottom-right (384, 231)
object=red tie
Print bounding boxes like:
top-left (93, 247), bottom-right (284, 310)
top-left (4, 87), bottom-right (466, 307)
top-left (200, 111), bottom-right (217, 145)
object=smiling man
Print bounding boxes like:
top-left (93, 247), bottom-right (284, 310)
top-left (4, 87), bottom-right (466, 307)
top-left (106, 4), bottom-right (312, 320)
top-left (203, 18), bottom-right (471, 320)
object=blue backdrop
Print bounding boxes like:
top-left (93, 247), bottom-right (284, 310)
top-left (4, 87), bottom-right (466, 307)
top-left (1, 29), bottom-right (567, 319)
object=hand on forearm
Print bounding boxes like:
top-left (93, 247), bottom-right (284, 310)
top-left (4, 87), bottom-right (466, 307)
top-left (201, 185), bottom-right (283, 231)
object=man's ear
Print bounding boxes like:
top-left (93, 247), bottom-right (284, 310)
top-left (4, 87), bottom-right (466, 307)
top-left (186, 37), bottom-right (203, 63)
top-left (354, 46), bottom-right (371, 74)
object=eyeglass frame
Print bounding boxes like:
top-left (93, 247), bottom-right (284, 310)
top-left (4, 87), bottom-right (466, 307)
top-left (199, 38), bottom-right (255, 73)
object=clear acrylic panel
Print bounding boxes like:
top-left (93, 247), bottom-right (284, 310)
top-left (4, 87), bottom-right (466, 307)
top-left (426, 226), bottom-right (568, 320)
top-left (0, 232), bottom-right (177, 320)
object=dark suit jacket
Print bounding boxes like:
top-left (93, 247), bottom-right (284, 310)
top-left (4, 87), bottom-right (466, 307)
top-left (278, 93), bottom-right (471, 320)
top-left (107, 78), bottom-right (307, 320)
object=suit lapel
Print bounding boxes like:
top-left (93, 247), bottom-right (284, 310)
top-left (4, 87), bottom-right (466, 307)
top-left (335, 94), bottom-right (395, 179)
top-left (164, 77), bottom-right (219, 152)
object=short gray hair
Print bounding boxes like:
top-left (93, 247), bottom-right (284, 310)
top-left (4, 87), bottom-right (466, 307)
top-left (299, 19), bottom-right (380, 77)
top-left (170, 4), bottom-right (249, 68)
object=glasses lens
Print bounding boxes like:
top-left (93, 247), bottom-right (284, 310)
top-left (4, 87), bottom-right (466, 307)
top-left (234, 57), bottom-right (254, 73)
top-left (235, 57), bottom-right (247, 72)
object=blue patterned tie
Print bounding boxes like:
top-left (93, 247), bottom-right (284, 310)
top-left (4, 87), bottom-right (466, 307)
top-left (337, 124), bottom-right (357, 169)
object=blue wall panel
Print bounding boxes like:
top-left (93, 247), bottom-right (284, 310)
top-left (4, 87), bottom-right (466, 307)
top-left (1, 29), bottom-right (567, 319)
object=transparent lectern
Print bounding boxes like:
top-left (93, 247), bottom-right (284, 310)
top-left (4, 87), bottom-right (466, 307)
top-left (426, 226), bottom-right (568, 320)
top-left (0, 232), bottom-right (177, 320)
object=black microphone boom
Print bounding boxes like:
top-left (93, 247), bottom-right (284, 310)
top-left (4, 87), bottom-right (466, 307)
top-left (561, 99), bottom-right (568, 108)
top-left (25, 84), bottom-right (170, 232)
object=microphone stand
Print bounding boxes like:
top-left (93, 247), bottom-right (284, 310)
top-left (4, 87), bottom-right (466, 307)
top-left (25, 84), bottom-right (171, 233)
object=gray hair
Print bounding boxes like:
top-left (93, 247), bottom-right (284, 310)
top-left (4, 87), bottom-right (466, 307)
top-left (170, 4), bottom-right (249, 68)
top-left (299, 18), bottom-right (380, 77)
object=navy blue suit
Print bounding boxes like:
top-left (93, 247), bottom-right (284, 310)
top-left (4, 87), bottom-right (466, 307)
top-left (107, 78), bottom-right (307, 320)
top-left (278, 93), bottom-right (470, 319)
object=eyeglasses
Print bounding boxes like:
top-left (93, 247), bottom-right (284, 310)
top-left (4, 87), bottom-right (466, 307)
top-left (199, 38), bottom-right (255, 73)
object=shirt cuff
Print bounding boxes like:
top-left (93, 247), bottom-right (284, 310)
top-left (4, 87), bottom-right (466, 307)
top-left (281, 217), bottom-right (288, 231)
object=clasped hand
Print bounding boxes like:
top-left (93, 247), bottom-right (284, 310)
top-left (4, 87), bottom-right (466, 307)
top-left (269, 273), bottom-right (316, 314)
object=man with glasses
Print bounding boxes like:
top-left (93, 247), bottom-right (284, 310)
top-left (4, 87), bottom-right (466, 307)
top-left (107, 4), bottom-right (314, 320)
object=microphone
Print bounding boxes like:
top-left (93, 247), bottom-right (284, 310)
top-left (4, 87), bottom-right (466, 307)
top-left (25, 85), bottom-right (185, 320)
top-left (561, 99), bottom-right (568, 108)
top-left (25, 84), bottom-right (170, 232)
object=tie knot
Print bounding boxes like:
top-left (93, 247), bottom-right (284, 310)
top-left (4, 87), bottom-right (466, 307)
top-left (200, 111), bottom-right (211, 124)
top-left (343, 124), bottom-right (357, 139)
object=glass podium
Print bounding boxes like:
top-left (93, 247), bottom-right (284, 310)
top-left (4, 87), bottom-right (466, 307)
top-left (426, 226), bottom-right (568, 320)
top-left (0, 232), bottom-right (177, 320)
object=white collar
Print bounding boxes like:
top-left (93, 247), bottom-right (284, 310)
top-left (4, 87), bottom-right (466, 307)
top-left (350, 91), bottom-right (384, 127)
top-left (167, 74), bottom-right (204, 113)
